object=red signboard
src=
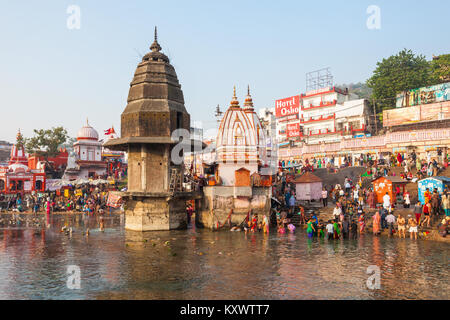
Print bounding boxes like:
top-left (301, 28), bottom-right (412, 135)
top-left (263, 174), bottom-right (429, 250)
top-left (278, 114), bottom-right (299, 122)
top-left (275, 96), bottom-right (300, 118)
top-left (286, 122), bottom-right (301, 138)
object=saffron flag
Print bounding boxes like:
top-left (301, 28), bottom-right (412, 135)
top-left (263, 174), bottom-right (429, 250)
top-left (104, 127), bottom-right (116, 135)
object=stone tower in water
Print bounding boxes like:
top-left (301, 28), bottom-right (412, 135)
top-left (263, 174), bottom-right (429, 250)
top-left (105, 27), bottom-right (194, 231)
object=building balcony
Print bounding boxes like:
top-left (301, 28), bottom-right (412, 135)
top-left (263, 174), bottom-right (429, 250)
top-left (301, 99), bottom-right (337, 111)
top-left (300, 114), bottom-right (335, 124)
top-left (307, 128), bottom-right (342, 136)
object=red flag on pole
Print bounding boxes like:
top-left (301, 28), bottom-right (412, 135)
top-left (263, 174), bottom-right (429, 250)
top-left (104, 127), bottom-right (116, 135)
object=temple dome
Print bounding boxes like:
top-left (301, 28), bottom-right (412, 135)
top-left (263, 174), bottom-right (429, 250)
top-left (77, 121), bottom-right (99, 141)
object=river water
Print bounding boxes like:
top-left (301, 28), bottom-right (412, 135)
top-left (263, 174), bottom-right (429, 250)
top-left (0, 213), bottom-right (448, 300)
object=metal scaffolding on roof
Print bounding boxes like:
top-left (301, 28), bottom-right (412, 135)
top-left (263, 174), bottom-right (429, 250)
top-left (306, 68), bottom-right (334, 92)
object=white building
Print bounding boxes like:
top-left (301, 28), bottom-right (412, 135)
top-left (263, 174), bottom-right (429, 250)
top-left (63, 121), bottom-right (107, 180)
top-left (258, 107), bottom-right (278, 170)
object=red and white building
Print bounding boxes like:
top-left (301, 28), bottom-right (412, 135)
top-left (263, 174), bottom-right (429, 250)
top-left (300, 87), bottom-right (371, 144)
top-left (0, 131), bottom-right (46, 194)
top-left (63, 121), bottom-right (107, 180)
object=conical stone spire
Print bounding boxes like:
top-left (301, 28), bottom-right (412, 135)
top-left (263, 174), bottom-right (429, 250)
top-left (150, 26), bottom-right (162, 52)
top-left (120, 27), bottom-right (189, 138)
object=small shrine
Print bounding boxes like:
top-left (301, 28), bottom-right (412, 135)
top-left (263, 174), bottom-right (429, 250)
top-left (197, 87), bottom-right (272, 230)
top-left (0, 131), bottom-right (46, 194)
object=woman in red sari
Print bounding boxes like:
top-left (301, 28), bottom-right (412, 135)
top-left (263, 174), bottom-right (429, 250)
top-left (358, 213), bottom-right (366, 234)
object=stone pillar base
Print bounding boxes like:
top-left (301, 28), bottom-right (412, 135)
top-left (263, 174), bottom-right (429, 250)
top-left (125, 196), bottom-right (187, 231)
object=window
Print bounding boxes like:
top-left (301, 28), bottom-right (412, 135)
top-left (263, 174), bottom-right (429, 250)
top-left (176, 112), bottom-right (183, 129)
top-left (0, 179), bottom-right (4, 191)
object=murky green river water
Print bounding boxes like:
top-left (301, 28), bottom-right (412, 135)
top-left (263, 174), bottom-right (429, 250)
top-left (0, 214), bottom-right (448, 300)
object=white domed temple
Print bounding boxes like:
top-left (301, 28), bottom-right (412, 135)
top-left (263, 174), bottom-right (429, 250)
top-left (63, 120), bottom-right (107, 180)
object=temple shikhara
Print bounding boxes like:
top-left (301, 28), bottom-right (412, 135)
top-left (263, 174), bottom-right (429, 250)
top-left (216, 86), bottom-right (267, 186)
top-left (196, 86), bottom-right (272, 230)
top-left (0, 131), bottom-right (46, 194)
top-left (104, 27), bottom-right (199, 231)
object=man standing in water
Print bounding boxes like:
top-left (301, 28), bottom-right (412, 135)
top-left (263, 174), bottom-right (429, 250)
top-left (408, 216), bottom-right (418, 240)
top-left (342, 216), bottom-right (349, 239)
top-left (326, 221), bottom-right (334, 240)
top-left (385, 211), bottom-right (396, 237)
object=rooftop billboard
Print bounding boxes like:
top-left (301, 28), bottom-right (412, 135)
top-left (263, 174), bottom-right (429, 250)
top-left (396, 82), bottom-right (450, 108)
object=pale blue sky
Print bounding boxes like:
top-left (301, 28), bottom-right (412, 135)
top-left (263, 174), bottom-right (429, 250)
top-left (0, 0), bottom-right (449, 142)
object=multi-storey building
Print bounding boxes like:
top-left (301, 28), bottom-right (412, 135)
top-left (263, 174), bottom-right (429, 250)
top-left (300, 87), bottom-right (372, 144)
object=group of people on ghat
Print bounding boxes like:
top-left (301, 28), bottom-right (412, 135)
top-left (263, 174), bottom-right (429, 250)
top-left (282, 150), bottom-right (448, 179)
top-left (0, 183), bottom-right (119, 216)
top-left (274, 148), bottom-right (450, 239)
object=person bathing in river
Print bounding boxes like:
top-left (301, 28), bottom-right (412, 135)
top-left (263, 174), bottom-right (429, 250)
top-left (326, 221), bottom-right (334, 240)
top-left (306, 218), bottom-right (315, 238)
top-left (350, 220), bottom-right (358, 239)
top-left (386, 211), bottom-right (396, 237)
top-left (397, 215), bottom-right (406, 238)
top-left (341, 216), bottom-right (349, 239)
top-left (262, 215), bottom-right (269, 234)
top-left (333, 219), bottom-right (341, 239)
top-left (317, 220), bottom-right (325, 238)
top-left (372, 211), bottom-right (381, 236)
top-left (358, 213), bottom-right (366, 234)
top-left (408, 216), bottom-right (418, 240)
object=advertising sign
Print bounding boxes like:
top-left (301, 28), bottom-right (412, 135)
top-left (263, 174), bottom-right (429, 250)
top-left (275, 96), bottom-right (300, 118)
top-left (396, 82), bottom-right (450, 108)
top-left (286, 122), bottom-right (301, 138)
top-left (383, 101), bottom-right (450, 127)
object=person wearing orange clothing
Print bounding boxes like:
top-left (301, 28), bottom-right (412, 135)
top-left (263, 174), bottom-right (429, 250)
top-left (424, 188), bottom-right (432, 204)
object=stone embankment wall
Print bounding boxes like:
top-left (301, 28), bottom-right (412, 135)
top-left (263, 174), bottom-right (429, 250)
top-left (196, 186), bottom-right (271, 230)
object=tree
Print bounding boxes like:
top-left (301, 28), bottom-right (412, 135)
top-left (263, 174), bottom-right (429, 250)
top-left (367, 49), bottom-right (431, 113)
top-left (25, 127), bottom-right (69, 159)
top-left (430, 54), bottom-right (450, 84)
top-left (338, 82), bottom-right (372, 100)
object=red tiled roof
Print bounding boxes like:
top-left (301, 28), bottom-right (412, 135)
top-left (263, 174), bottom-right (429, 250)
top-left (293, 172), bottom-right (322, 183)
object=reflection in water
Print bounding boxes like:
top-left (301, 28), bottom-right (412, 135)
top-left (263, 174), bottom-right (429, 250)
top-left (0, 214), bottom-right (448, 300)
